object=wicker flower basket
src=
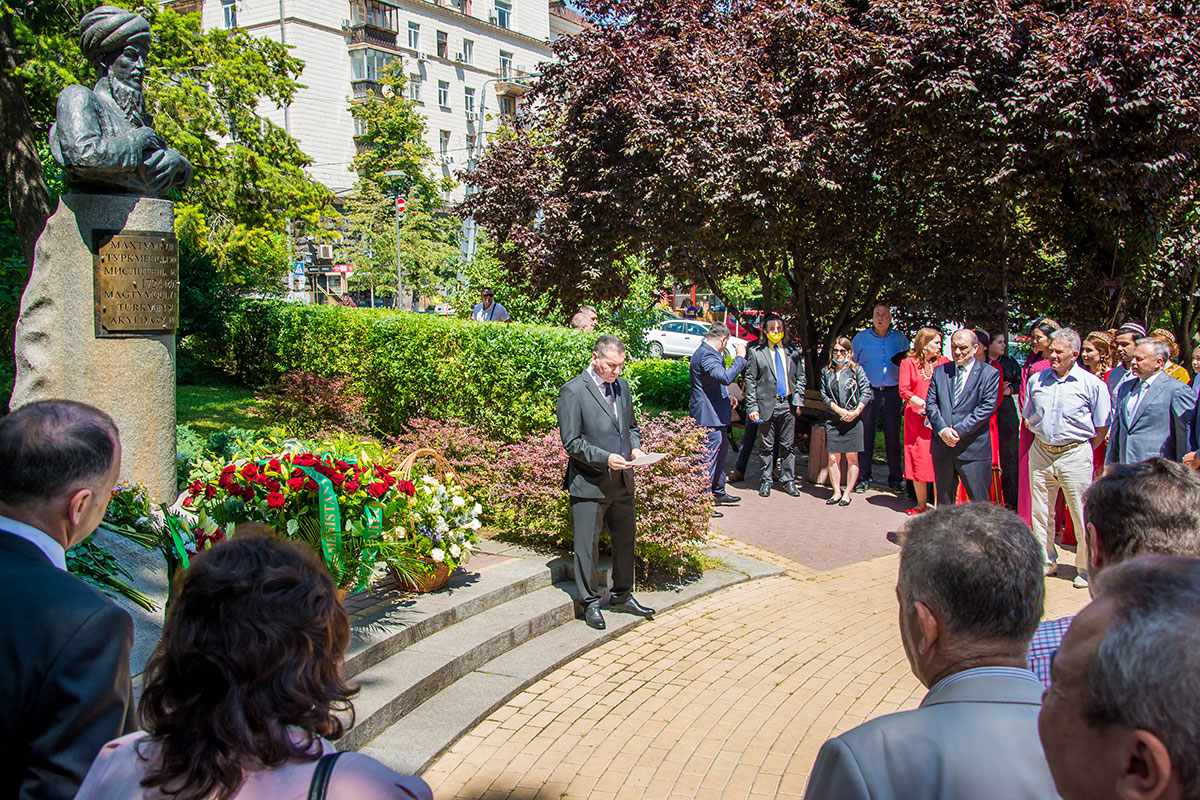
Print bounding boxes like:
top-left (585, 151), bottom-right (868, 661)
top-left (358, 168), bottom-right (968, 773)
top-left (389, 447), bottom-right (458, 593)
top-left (392, 557), bottom-right (452, 593)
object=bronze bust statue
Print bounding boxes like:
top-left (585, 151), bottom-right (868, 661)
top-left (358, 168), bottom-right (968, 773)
top-left (49, 6), bottom-right (193, 197)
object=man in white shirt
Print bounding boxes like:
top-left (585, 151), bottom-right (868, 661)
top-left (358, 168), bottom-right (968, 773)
top-left (1023, 328), bottom-right (1112, 586)
top-left (470, 287), bottom-right (511, 323)
top-left (0, 400), bottom-right (134, 800)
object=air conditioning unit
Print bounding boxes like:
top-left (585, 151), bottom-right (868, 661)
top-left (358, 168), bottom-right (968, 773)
top-left (417, 51), bottom-right (429, 61)
top-left (341, 18), bottom-right (352, 30)
top-left (440, 155), bottom-right (454, 165)
top-left (455, 52), bottom-right (465, 62)
top-left (488, 11), bottom-right (497, 23)
top-left (465, 111), bottom-right (478, 121)
top-left (317, 244), bottom-right (334, 260)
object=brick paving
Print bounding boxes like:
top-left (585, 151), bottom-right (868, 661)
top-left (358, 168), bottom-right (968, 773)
top-left (421, 489), bottom-right (1091, 799)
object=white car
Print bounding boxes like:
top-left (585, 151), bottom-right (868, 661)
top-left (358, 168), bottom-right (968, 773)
top-left (644, 320), bottom-right (748, 359)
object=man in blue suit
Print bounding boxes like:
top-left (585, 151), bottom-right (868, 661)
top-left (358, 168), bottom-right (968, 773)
top-left (689, 323), bottom-right (748, 510)
top-left (1107, 337), bottom-right (1195, 466)
top-left (926, 329), bottom-right (1001, 505)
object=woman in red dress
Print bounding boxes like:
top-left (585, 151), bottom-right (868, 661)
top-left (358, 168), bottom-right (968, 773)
top-left (1018, 317), bottom-right (1058, 527)
top-left (898, 327), bottom-right (947, 515)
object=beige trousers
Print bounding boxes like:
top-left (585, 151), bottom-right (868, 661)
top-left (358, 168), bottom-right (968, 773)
top-left (1028, 438), bottom-right (1092, 573)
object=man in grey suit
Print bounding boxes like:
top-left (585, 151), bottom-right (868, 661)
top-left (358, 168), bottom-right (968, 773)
top-left (743, 315), bottom-right (806, 497)
top-left (1107, 337), bottom-right (1196, 466)
top-left (804, 503), bottom-right (1058, 800)
top-left (925, 329), bottom-right (1000, 505)
top-left (557, 335), bottom-right (655, 630)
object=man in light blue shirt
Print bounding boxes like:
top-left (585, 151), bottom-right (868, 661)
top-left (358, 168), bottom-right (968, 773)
top-left (1023, 328), bottom-right (1112, 587)
top-left (851, 304), bottom-right (909, 492)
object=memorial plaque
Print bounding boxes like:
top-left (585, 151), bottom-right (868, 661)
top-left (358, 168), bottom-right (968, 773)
top-left (93, 230), bottom-right (179, 337)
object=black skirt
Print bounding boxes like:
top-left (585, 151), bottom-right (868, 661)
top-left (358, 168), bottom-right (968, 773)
top-left (825, 418), bottom-right (864, 454)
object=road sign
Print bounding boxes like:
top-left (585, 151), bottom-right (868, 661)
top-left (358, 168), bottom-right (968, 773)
top-left (396, 197), bottom-right (407, 214)
top-left (293, 261), bottom-right (305, 276)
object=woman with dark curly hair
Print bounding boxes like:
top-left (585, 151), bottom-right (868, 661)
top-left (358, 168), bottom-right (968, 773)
top-left (75, 535), bottom-right (432, 800)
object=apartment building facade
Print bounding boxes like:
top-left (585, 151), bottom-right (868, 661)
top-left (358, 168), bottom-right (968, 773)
top-left (167, 0), bottom-right (585, 200)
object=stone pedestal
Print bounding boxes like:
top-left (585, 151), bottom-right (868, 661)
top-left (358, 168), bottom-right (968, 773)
top-left (11, 194), bottom-right (177, 503)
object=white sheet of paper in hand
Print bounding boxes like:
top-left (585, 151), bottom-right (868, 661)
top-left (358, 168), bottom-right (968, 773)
top-left (627, 452), bottom-right (667, 466)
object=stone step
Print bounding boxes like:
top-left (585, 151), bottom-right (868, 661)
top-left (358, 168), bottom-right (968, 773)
top-left (338, 582), bottom-right (580, 751)
top-left (357, 547), bottom-right (786, 774)
top-left (343, 554), bottom-right (569, 680)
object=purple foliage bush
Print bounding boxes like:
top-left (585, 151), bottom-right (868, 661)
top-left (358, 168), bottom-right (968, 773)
top-left (253, 371), bottom-right (369, 435)
top-left (387, 417), bottom-right (501, 496)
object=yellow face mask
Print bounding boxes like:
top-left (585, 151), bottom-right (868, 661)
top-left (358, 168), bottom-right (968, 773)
top-left (766, 331), bottom-right (784, 345)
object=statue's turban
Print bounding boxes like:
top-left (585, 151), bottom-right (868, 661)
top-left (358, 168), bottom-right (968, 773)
top-left (79, 6), bottom-right (151, 59)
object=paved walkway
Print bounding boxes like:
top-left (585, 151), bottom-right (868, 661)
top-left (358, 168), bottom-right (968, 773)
top-left (422, 488), bottom-right (1090, 800)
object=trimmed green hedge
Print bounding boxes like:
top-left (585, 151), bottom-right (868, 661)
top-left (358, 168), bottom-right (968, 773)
top-left (218, 301), bottom-right (597, 440)
top-left (625, 359), bottom-right (690, 411)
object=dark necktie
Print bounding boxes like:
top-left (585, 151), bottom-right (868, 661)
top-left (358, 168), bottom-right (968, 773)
top-left (604, 381), bottom-right (618, 415)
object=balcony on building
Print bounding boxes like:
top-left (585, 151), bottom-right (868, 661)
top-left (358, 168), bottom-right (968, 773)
top-left (348, 0), bottom-right (400, 48)
top-left (494, 64), bottom-right (535, 96)
top-left (351, 79), bottom-right (383, 99)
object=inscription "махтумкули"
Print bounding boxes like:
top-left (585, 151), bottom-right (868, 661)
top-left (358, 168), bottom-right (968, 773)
top-left (93, 230), bottom-right (180, 337)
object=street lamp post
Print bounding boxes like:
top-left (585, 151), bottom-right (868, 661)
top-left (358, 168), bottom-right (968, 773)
top-left (382, 170), bottom-right (407, 310)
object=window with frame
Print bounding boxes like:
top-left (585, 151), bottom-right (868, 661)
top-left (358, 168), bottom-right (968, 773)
top-left (222, 0), bottom-right (237, 28)
top-left (464, 87), bottom-right (475, 113)
top-left (436, 31), bottom-right (448, 59)
top-left (437, 80), bottom-right (450, 108)
top-left (439, 130), bottom-right (451, 155)
top-left (494, 0), bottom-right (511, 28)
top-left (498, 50), bottom-right (513, 75)
top-left (409, 74), bottom-right (422, 102)
top-left (462, 39), bottom-right (474, 64)
top-left (407, 21), bottom-right (420, 50)
top-left (353, 118), bottom-right (369, 137)
top-left (350, 48), bottom-right (395, 82)
top-left (466, 133), bottom-right (477, 159)
top-left (499, 95), bottom-right (516, 116)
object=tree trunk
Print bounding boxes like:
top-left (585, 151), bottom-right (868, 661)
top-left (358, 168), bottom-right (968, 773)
top-left (0, 11), bottom-right (54, 271)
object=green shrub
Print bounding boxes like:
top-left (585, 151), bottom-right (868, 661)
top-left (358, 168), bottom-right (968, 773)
top-left (625, 359), bottom-right (690, 411)
top-left (214, 301), bottom-right (598, 441)
top-left (177, 424), bottom-right (207, 490)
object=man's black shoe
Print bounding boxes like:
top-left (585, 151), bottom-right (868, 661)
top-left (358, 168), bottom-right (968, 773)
top-left (888, 479), bottom-right (906, 493)
top-left (712, 509), bottom-right (724, 518)
top-left (713, 491), bottom-right (741, 504)
top-left (583, 603), bottom-right (605, 630)
top-left (610, 596), bottom-right (655, 617)
top-left (759, 483), bottom-right (771, 497)
top-left (784, 482), bottom-right (801, 497)
top-left (854, 480), bottom-right (869, 493)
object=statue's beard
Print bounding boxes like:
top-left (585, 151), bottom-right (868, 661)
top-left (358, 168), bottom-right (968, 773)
top-left (106, 75), bottom-right (147, 126)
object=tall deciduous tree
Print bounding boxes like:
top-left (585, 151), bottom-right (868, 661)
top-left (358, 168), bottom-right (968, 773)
top-left (340, 65), bottom-right (460, 304)
top-left (463, 0), bottom-right (1200, 367)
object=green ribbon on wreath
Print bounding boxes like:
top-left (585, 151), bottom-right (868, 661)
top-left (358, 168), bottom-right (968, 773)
top-left (356, 505), bottom-right (384, 592)
top-left (295, 465), bottom-right (344, 583)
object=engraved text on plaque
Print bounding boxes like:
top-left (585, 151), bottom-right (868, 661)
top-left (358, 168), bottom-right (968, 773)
top-left (93, 230), bottom-right (179, 337)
